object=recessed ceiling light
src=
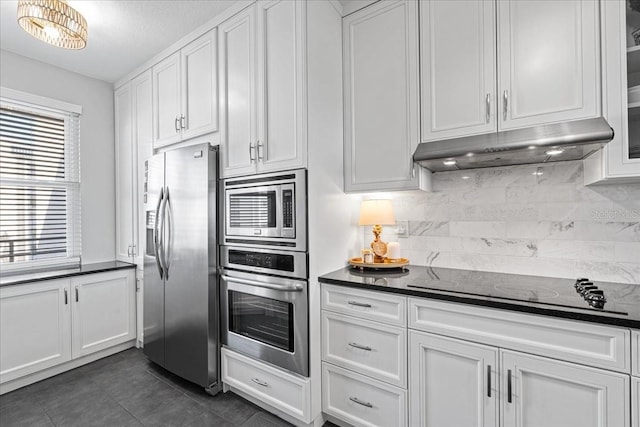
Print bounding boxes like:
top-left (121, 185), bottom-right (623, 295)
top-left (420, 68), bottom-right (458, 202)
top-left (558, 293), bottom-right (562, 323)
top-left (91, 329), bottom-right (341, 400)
top-left (545, 148), bottom-right (564, 156)
top-left (443, 160), bottom-right (457, 166)
top-left (528, 146), bottom-right (536, 150)
top-left (465, 152), bottom-right (474, 157)
top-left (532, 171), bottom-right (543, 176)
top-left (461, 175), bottom-right (470, 180)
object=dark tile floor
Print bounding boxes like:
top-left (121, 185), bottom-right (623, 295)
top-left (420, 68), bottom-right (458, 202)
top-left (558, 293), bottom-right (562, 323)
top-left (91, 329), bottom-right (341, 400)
top-left (0, 348), bottom-right (295, 427)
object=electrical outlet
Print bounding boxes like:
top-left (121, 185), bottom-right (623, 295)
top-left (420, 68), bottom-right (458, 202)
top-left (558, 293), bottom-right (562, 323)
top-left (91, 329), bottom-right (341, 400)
top-left (396, 220), bottom-right (409, 238)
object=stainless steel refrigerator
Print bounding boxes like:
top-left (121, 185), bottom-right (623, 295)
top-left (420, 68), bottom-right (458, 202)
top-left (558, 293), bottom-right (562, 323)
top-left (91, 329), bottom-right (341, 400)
top-left (143, 143), bottom-right (220, 393)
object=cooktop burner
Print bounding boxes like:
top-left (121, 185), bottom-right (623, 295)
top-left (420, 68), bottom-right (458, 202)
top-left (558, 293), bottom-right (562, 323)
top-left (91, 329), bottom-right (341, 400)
top-left (403, 268), bottom-right (634, 316)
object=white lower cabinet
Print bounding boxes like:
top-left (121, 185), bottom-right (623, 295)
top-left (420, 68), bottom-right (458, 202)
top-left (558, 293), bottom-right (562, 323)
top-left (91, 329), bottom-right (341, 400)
top-left (0, 280), bottom-right (71, 383)
top-left (633, 376), bottom-right (639, 427)
top-left (71, 270), bottom-right (136, 358)
top-left (321, 311), bottom-right (406, 388)
top-left (221, 347), bottom-right (311, 423)
top-left (0, 269), bottom-right (137, 391)
top-left (322, 362), bottom-right (407, 427)
top-left (409, 330), bottom-right (498, 427)
top-left (321, 284), bottom-right (634, 427)
top-left (501, 350), bottom-right (630, 427)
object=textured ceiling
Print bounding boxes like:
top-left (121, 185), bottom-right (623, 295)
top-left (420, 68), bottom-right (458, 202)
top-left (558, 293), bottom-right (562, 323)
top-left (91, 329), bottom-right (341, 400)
top-left (0, 0), bottom-right (237, 83)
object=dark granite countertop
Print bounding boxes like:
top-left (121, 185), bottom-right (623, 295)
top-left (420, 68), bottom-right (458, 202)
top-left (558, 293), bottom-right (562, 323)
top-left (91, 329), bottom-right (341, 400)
top-left (318, 265), bottom-right (640, 329)
top-left (0, 261), bottom-right (136, 287)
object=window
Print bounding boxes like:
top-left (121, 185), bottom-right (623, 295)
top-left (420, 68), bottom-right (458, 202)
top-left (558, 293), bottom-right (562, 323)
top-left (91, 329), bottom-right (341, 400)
top-left (0, 89), bottom-right (81, 271)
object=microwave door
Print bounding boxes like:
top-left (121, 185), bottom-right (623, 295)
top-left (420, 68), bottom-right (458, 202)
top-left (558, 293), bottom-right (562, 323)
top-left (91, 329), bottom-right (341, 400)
top-left (226, 185), bottom-right (282, 238)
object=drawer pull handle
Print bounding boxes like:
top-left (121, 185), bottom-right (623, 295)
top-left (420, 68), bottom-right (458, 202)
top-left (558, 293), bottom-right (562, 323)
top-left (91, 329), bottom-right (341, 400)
top-left (348, 342), bottom-right (372, 351)
top-left (347, 301), bottom-right (371, 308)
top-left (251, 378), bottom-right (268, 387)
top-left (487, 364), bottom-right (491, 397)
top-left (349, 396), bottom-right (373, 408)
top-left (507, 369), bottom-right (512, 403)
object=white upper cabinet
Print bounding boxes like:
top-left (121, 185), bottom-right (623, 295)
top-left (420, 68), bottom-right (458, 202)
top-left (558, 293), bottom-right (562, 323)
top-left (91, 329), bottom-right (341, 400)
top-left (344, 0), bottom-right (429, 192)
top-left (584, 0), bottom-right (640, 183)
top-left (256, 0), bottom-right (307, 174)
top-left (420, 0), bottom-right (600, 143)
top-left (497, 0), bottom-right (600, 130)
top-left (420, 0), bottom-right (497, 142)
top-left (219, 5), bottom-right (258, 177)
top-left (132, 70), bottom-right (153, 267)
top-left (115, 83), bottom-right (135, 262)
top-left (153, 29), bottom-right (218, 149)
top-left (219, 1), bottom-right (307, 178)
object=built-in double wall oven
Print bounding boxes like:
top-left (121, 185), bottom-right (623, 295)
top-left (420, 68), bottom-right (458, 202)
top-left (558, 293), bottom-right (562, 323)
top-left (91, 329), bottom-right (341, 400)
top-left (220, 169), bottom-right (308, 377)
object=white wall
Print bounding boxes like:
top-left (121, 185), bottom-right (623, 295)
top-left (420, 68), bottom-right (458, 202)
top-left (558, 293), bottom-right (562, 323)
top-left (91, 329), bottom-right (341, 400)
top-left (367, 161), bottom-right (640, 284)
top-left (1, 49), bottom-right (116, 264)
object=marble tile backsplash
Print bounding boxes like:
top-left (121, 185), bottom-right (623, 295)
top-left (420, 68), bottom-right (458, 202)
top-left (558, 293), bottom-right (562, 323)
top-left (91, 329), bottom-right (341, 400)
top-left (382, 161), bottom-right (640, 284)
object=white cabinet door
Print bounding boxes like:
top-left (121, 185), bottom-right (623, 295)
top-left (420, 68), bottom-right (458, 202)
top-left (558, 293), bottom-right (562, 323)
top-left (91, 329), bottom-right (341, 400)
top-left (219, 5), bottom-right (258, 178)
top-left (153, 51), bottom-right (182, 148)
top-left (132, 70), bottom-right (152, 266)
top-left (634, 330), bottom-right (640, 377)
top-left (181, 29), bottom-right (218, 141)
top-left (633, 376), bottom-right (639, 427)
top-left (409, 330), bottom-right (498, 427)
top-left (343, 0), bottom-right (424, 192)
top-left (497, 0), bottom-right (600, 130)
top-left (420, 0), bottom-right (496, 142)
top-left (115, 83), bottom-right (135, 262)
top-left (501, 350), bottom-right (630, 427)
top-left (0, 280), bottom-right (71, 384)
top-left (256, 0), bottom-right (306, 173)
top-left (71, 270), bottom-right (136, 358)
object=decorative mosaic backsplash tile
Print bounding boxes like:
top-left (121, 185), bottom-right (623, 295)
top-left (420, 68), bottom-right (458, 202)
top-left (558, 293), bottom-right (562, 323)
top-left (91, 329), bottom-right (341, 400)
top-left (382, 161), bottom-right (640, 284)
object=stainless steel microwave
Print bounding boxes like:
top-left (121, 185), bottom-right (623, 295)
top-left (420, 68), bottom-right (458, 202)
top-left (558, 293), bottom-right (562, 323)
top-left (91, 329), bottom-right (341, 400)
top-left (223, 169), bottom-right (307, 251)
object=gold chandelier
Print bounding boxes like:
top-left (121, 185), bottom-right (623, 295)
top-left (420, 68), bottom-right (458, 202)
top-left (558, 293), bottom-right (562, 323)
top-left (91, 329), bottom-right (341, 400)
top-left (17, 0), bottom-right (88, 50)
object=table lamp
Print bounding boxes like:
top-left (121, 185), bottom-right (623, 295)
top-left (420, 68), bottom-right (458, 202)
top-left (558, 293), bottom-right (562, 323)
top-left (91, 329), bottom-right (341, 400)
top-left (358, 199), bottom-right (396, 262)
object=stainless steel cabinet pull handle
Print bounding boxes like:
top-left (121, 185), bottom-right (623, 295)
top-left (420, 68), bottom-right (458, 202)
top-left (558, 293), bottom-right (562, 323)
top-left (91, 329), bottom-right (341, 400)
top-left (64, 289), bottom-right (68, 305)
top-left (175, 116), bottom-right (180, 133)
top-left (249, 142), bottom-right (256, 162)
top-left (347, 301), bottom-right (371, 308)
top-left (503, 90), bottom-right (509, 121)
top-left (257, 140), bottom-right (264, 161)
top-left (487, 365), bottom-right (491, 397)
top-left (486, 93), bottom-right (491, 124)
top-left (348, 342), bottom-right (372, 351)
top-left (251, 378), bottom-right (268, 387)
top-left (75, 286), bottom-right (79, 302)
top-left (349, 397), bottom-right (373, 408)
top-left (180, 115), bottom-right (186, 130)
top-left (507, 369), bottom-right (513, 403)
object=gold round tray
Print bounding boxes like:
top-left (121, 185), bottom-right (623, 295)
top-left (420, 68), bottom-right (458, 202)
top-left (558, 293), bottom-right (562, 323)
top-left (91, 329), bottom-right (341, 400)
top-left (349, 257), bottom-right (409, 270)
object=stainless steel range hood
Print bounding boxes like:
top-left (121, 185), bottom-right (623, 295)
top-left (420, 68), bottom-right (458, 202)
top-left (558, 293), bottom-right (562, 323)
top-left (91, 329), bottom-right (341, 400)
top-left (413, 117), bottom-right (613, 172)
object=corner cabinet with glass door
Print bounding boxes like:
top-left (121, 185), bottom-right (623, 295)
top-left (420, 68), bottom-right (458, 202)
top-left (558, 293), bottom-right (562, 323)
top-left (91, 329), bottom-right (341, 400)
top-left (585, 0), bottom-right (640, 183)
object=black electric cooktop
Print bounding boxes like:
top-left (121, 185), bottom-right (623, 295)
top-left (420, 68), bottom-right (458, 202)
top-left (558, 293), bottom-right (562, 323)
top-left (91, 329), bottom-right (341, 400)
top-left (318, 265), bottom-right (640, 328)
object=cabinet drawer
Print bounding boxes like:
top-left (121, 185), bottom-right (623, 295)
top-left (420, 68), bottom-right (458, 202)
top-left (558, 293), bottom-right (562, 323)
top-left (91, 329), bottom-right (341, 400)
top-left (321, 284), bottom-right (406, 326)
top-left (221, 348), bottom-right (310, 422)
top-left (633, 330), bottom-right (640, 377)
top-left (409, 298), bottom-right (631, 373)
top-left (322, 311), bottom-right (406, 388)
top-left (322, 362), bottom-right (407, 427)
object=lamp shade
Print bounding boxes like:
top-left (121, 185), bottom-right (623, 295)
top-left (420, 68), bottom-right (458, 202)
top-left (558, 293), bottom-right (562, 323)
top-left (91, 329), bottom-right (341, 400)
top-left (358, 199), bottom-right (395, 226)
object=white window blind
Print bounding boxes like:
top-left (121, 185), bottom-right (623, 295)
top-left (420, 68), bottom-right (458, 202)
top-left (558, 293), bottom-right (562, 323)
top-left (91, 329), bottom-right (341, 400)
top-left (0, 96), bottom-right (81, 271)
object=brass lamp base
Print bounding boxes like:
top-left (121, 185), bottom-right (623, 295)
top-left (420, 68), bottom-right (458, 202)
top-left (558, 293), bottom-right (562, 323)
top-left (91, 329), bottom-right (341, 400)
top-left (370, 224), bottom-right (388, 262)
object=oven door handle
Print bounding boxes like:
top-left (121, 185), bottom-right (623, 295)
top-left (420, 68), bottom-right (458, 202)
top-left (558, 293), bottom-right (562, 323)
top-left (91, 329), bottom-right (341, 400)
top-left (221, 275), bottom-right (303, 292)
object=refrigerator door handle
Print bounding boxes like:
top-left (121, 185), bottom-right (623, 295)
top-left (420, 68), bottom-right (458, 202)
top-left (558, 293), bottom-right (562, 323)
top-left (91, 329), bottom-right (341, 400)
top-left (164, 187), bottom-right (172, 279)
top-left (153, 188), bottom-right (165, 279)
top-left (158, 188), bottom-right (169, 279)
